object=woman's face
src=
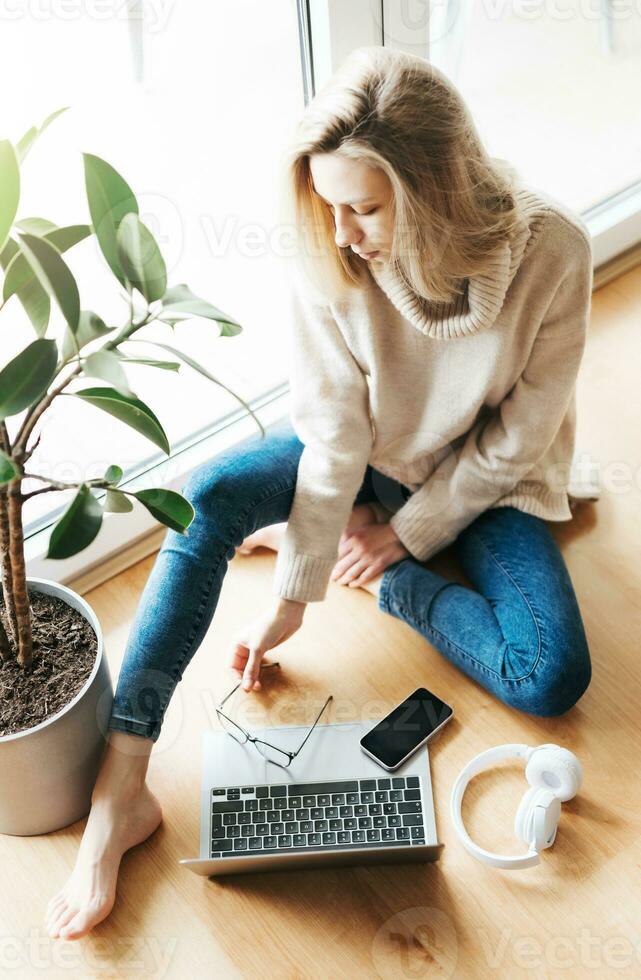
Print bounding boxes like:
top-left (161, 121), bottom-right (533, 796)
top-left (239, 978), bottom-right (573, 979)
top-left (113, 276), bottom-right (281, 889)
top-left (309, 152), bottom-right (393, 263)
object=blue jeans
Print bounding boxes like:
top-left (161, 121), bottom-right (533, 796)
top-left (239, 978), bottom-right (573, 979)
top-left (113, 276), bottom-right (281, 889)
top-left (108, 418), bottom-right (592, 741)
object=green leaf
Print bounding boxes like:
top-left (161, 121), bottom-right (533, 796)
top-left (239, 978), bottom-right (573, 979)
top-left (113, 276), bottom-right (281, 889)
top-left (46, 483), bottom-right (103, 560)
top-left (125, 337), bottom-right (265, 438)
top-left (62, 309), bottom-right (113, 359)
top-left (104, 488), bottom-right (133, 513)
top-left (46, 224), bottom-right (91, 253)
top-left (16, 107), bottom-right (69, 163)
top-left (0, 141), bottom-right (20, 254)
top-left (0, 237), bottom-right (18, 267)
top-left (3, 242), bottom-right (39, 300)
top-left (153, 315), bottom-right (181, 330)
top-left (15, 128), bottom-right (36, 164)
top-left (72, 386), bottom-right (170, 455)
top-left (116, 212), bottom-right (167, 303)
top-left (0, 338), bottom-right (58, 421)
top-left (104, 464), bottom-right (123, 484)
top-left (3, 225), bottom-right (89, 315)
top-left (15, 273), bottom-right (51, 336)
top-left (159, 284), bottom-right (242, 336)
top-left (16, 232), bottom-right (80, 332)
top-left (0, 236), bottom-right (50, 336)
top-left (15, 217), bottom-right (57, 235)
top-left (83, 153), bottom-right (138, 286)
top-left (0, 451), bottom-right (18, 485)
top-left (116, 354), bottom-right (180, 372)
top-left (83, 349), bottom-right (135, 398)
top-left (134, 488), bottom-right (194, 533)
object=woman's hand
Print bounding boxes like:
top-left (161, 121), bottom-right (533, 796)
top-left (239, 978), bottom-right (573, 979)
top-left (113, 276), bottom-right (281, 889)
top-left (332, 522), bottom-right (410, 588)
top-left (229, 598), bottom-right (306, 692)
top-left (343, 502), bottom-right (378, 537)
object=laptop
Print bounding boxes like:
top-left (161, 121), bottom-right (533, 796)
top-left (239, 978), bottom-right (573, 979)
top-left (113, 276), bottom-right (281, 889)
top-left (179, 719), bottom-right (444, 876)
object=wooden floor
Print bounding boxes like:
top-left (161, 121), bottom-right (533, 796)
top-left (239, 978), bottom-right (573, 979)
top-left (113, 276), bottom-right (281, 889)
top-left (5, 265), bottom-right (641, 979)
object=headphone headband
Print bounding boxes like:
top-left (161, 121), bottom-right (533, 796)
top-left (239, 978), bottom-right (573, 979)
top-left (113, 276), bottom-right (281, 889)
top-left (456, 742), bottom-right (531, 780)
top-left (450, 743), bottom-right (542, 870)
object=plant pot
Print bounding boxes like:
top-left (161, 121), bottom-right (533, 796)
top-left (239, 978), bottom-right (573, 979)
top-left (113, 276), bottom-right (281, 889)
top-left (0, 577), bottom-right (113, 836)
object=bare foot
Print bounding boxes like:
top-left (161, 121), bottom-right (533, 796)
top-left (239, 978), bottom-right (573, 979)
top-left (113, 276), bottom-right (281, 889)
top-left (45, 782), bottom-right (162, 940)
top-left (237, 503), bottom-right (378, 556)
top-left (336, 503), bottom-right (384, 597)
top-left (344, 503), bottom-right (379, 536)
top-left (359, 574), bottom-right (383, 599)
top-left (237, 504), bottom-right (383, 597)
top-left (236, 522), bottom-right (287, 555)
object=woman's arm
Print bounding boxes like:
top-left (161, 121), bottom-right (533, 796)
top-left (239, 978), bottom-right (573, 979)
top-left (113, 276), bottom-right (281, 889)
top-left (388, 226), bottom-right (594, 561)
top-left (272, 284), bottom-right (375, 602)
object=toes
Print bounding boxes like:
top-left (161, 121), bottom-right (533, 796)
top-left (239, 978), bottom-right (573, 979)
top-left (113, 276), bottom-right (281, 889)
top-left (45, 896), bottom-right (68, 931)
top-left (238, 532), bottom-right (260, 551)
top-left (58, 912), bottom-right (89, 941)
top-left (58, 898), bottom-right (111, 941)
top-left (45, 893), bottom-right (65, 918)
top-left (48, 903), bottom-right (78, 937)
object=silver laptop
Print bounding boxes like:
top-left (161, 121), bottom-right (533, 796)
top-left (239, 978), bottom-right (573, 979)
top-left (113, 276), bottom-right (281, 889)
top-left (179, 719), bottom-right (444, 876)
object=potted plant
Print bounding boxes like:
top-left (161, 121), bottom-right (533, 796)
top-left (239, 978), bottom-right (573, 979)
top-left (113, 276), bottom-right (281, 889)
top-left (0, 109), bottom-right (262, 835)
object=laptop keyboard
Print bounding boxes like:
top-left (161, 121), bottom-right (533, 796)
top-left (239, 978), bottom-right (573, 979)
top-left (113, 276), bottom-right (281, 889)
top-left (210, 776), bottom-right (427, 858)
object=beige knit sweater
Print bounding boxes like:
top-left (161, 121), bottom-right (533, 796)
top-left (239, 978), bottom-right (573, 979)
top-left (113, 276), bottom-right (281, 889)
top-left (272, 183), bottom-right (599, 604)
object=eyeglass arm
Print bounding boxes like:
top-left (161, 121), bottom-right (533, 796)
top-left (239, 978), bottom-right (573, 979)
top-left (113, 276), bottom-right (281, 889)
top-left (217, 675), bottom-right (332, 763)
top-left (285, 694), bottom-right (334, 759)
top-left (217, 661), bottom-right (281, 710)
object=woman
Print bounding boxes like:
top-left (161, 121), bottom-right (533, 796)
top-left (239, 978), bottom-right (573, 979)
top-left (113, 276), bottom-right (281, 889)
top-left (46, 46), bottom-right (594, 939)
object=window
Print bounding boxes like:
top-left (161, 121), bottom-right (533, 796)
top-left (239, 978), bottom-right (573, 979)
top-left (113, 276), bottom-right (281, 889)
top-left (429, 0), bottom-right (641, 262)
top-left (4, 2), bottom-right (634, 583)
top-left (2, 1), bottom-right (306, 539)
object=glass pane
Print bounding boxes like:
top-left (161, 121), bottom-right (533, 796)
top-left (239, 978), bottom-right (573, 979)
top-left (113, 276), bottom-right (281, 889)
top-left (0, 1), bottom-right (305, 533)
top-left (430, 1), bottom-right (641, 212)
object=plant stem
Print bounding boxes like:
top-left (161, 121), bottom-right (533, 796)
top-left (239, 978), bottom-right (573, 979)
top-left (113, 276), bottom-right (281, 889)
top-left (104, 308), bottom-right (155, 350)
top-left (0, 302), bottom-right (160, 668)
top-left (6, 478), bottom-right (31, 668)
top-left (14, 363), bottom-right (82, 456)
top-left (0, 608), bottom-right (11, 662)
top-left (0, 485), bottom-right (18, 658)
top-left (13, 305), bottom-right (155, 458)
top-left (22, 431), bottom-right (41, 465)
top-left (0, 487), bottom-right (16, 660)
top-left (0, 423), bottom-right (18, 658)
top-left (21, 474), bottom-right (113, 502)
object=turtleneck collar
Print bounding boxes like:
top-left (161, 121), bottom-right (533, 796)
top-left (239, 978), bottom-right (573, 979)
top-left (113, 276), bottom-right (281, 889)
top-left (367, 185), bottom-right (549, 340)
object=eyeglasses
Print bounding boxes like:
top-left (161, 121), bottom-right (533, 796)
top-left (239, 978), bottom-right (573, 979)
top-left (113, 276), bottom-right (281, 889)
top-left (216, 662), bottom-right (333, 769)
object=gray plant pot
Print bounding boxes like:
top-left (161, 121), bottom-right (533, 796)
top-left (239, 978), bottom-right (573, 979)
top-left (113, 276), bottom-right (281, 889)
top-left (0, 577), bottom-right (113, 836)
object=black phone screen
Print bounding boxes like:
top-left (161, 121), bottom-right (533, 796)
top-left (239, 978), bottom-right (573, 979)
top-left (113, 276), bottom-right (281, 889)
top-left (360, 688), bottom-right (453, 769)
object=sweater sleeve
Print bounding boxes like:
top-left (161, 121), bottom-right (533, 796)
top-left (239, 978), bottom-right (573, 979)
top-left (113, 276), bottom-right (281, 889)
top-left (388, 233), bottom-right (593, 561)
top-left (272, 284), bottom-right (374, 602)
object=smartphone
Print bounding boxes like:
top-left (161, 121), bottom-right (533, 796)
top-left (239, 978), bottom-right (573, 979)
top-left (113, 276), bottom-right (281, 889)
top-left (360, 687), bottom-right (453, 771)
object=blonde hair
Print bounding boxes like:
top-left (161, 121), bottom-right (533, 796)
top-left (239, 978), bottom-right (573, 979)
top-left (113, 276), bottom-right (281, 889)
top-left (278, 45), bottom-right (525, 306)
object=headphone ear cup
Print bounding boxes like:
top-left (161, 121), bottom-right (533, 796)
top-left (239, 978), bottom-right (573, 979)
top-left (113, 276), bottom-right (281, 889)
top-left (525, 746), bottom-right (583, 802)
top-left (515, 787), bottom-right (561, 850)
top-left (514, 786), bottom-right (540, 844)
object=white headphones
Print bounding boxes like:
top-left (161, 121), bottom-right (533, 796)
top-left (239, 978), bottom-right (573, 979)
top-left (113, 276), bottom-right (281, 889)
top-left (449, 742), bottom-right (583, 870)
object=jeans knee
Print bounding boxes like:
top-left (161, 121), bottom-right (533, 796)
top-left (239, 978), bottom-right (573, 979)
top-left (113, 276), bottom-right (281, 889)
top-left (183, 462), bottom-right (215, 508)
top-left (182, 461), bottom-right (244, 529)
top-left (525, 642), bottom-right (592, 717)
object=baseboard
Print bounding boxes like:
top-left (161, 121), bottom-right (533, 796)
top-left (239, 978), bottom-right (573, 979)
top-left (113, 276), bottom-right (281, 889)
top-left (66, 526), bottom-right (166, 596)
top-left (594, 241), bottom-right (641, 290)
